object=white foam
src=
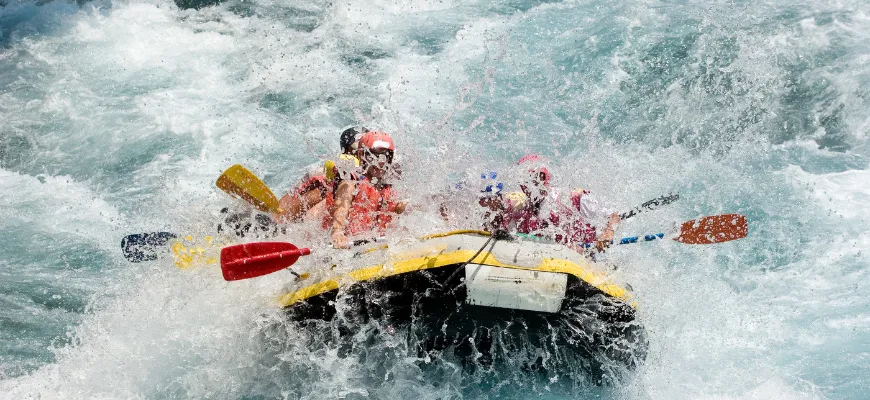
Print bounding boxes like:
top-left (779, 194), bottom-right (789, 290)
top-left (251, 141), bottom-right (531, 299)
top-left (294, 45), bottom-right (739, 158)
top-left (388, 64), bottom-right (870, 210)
top-left (0, 169), bottom-right (122, 250)
top-left (2, 0), bottom-right (869, 398)
top-left (781, 165), bottom-right (870, 220)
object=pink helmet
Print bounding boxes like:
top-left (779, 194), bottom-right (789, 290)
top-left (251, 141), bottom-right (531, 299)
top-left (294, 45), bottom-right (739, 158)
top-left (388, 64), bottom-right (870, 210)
top-left (518, 154), bottom-right (551, 185)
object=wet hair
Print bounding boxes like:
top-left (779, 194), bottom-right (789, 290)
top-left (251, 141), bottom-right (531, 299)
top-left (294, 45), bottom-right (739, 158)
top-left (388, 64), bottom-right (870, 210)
top-left (339, 126), bottom-right (369, 154)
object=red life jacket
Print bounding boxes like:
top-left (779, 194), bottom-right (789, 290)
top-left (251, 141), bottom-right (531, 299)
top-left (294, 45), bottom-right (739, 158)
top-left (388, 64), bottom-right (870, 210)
top-left (511, 189), bottom-right (598, 245)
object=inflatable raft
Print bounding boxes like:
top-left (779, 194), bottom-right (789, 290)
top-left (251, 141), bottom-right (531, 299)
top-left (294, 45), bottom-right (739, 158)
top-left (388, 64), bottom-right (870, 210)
top-left (278, 230), bottom-right (647, 373)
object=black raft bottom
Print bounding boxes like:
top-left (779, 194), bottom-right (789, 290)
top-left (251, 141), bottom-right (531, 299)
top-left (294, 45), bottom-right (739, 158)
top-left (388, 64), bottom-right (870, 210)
top-left (284, 264), bottom-right (648, 383)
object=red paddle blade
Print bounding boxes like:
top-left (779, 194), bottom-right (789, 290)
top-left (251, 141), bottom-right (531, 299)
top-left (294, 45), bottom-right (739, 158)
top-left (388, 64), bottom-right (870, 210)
top-left (675, 214), bottom-right (748, 244)
top-left (220, 242), bottom-right (311, 281)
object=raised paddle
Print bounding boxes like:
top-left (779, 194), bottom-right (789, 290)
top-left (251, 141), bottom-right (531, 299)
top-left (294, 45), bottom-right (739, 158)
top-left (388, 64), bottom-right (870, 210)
top-left (618, 193), bottom-right (679, 220)
top-left (220, 242), bottom-right (311, 281)
top-left (216, 164), bottom-right (283, 214)
top-left (594, 213), bottom-right (748, 247)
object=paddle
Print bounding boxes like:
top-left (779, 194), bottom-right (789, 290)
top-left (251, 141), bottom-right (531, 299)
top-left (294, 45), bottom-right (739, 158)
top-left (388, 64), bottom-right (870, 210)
top-left (220, 242), bottom-right (311, 281)
top-left (618, 193), bottom-right (679, 220)
top-left (221, 214), bottom-right (745, 281)
top-left (216, 164), bottom-right (282, 214)
top-left (120, 207), bottom-right (277, 264)
top-left (603, 213), bottom-right (748, 247)
top-left (121, 232), bottom-right (177, 262)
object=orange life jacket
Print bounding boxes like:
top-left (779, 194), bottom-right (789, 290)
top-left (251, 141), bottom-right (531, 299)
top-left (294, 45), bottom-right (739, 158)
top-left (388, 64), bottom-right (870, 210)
top-left (323, 179), bottom-right (398, 236)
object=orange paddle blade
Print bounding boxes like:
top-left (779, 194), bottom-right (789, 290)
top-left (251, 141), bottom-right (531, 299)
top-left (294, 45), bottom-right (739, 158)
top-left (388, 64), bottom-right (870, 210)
top-left (220, 242), bottom-right (311, 281)
top-left (675, 214), bottom-right (748, 244)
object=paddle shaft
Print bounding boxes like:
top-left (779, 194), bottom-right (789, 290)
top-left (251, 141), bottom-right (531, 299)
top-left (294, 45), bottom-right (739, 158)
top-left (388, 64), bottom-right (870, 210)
top-left (581, 233), bottom-right (665, 248)
top-left (616, 233), bottom-right (665, 245)
top-left (618, 194), bottom-right (679, 221)
top-left (569, 194), bottom-right (677, 249)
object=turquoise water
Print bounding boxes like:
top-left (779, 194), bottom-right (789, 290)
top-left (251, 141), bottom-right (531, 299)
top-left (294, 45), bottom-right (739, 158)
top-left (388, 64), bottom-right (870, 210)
top-left (1, 0), bottom-right (868, 398)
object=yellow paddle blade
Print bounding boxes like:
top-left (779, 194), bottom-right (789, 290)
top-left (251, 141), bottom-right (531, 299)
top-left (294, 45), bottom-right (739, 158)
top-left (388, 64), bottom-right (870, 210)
top-left (171, 235), bottom-right (219, 270)
top-left (216, 164), bottom-right (281, 214)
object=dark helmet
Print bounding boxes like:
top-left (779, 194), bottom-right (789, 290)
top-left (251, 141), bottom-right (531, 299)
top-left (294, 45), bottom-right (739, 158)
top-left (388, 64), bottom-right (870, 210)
top-left (339, 126), bottom-right (369, 154)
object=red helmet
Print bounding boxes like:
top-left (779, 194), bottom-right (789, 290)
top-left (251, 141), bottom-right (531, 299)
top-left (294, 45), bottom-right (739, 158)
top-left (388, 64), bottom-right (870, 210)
top-left (359, 131), bottom-right (395, 152)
